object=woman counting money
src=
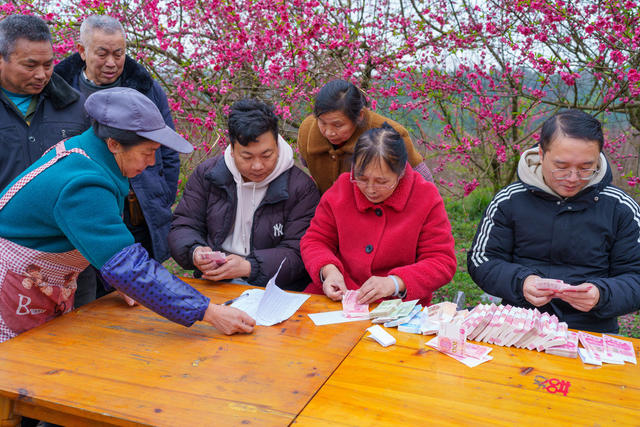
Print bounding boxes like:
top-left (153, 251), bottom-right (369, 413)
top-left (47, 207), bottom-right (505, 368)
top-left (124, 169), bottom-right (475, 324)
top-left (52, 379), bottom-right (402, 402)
top-left (300, 123), bottom-right (457, 305)
top-left (297, 79), bottom-right (433, 193)
top-left (0, 87), bottom-right (254, 342)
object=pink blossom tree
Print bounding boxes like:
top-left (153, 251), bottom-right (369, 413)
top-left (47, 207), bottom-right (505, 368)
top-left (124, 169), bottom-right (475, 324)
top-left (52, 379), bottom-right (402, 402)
top-left (3, 0), bottom-right (640, 196)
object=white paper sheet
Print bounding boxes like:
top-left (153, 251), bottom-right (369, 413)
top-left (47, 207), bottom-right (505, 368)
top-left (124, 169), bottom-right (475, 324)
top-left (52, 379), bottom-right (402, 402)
top-left (308, 311), bottom-right (370, 326)
top-left (229, 289), bottom-right (264, 318)
top-left (230, 260), bottom-right (310, 326)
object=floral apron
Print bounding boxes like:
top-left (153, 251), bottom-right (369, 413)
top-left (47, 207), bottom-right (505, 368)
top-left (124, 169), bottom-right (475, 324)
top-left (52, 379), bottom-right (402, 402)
top-left (0, 140), bottom-right (91, 342)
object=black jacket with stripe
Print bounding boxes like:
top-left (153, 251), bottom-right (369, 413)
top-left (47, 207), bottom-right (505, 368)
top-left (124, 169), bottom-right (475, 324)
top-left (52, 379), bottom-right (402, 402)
top-left (468, 161), bottom-right (640, 333)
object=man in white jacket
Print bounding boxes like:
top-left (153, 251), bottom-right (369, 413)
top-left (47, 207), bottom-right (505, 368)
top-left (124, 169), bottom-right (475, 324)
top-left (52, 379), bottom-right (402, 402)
top-left (169, 99), bottom-right (320, 290)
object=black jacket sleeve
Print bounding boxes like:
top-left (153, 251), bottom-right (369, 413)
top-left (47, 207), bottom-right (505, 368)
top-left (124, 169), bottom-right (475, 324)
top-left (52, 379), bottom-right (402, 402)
top-left (589, 198), bottom-right (640, 318)
top-left (467, 186), bottom-right (535, 306)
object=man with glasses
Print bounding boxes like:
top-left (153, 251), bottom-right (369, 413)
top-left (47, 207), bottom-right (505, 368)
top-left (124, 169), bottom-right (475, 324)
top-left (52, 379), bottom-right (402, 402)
top-left (468, 110), bottom-right (640, 333)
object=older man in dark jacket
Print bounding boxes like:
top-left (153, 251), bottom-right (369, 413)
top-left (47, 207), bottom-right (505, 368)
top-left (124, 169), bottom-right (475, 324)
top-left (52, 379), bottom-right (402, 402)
top-left (55, 15), bottom-right (180, 306)
top-left (169, 99), bottom-right (320, 290)
top-left (468, 110), bottom-right (640, 333)
top-left (0, 15), bottom-right (89, 191)
top-left (54, 15), bottom-right (179, 264)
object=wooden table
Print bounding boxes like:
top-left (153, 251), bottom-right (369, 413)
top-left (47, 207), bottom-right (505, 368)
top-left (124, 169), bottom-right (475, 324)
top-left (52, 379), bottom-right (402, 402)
top-left (293, 327), bottom-right (640, 426)
top-left (0, 279), bottom-right (368, 426)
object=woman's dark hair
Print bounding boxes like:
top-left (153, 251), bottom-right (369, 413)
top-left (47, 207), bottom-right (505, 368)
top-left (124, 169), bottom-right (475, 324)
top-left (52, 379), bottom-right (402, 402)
top-left (228, 98), bottom-right (278, 147)
top-left (92, 120), bottom-right (147, 147)
top-left (539, 109), bottom-right (604, 152)
top-left (313, 79), bottom-right (368, 125)
top-left (352, 122), bottom-right (407, 177)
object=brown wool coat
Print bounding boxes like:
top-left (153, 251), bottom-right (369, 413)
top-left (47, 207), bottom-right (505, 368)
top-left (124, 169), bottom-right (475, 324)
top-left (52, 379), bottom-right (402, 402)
top-left (297, 108), bottom-right (424, 193)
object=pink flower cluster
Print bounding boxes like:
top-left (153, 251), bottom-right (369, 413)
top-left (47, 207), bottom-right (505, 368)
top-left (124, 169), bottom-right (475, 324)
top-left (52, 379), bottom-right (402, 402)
top-left (9, 0), bottom-right (640, 197)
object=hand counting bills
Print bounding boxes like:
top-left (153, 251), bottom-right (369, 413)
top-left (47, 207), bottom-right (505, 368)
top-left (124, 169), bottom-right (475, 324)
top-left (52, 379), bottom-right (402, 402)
top-left (199, 250), bottom-right (227, 266)
top-left (341, 290), bottom-right (369, 318)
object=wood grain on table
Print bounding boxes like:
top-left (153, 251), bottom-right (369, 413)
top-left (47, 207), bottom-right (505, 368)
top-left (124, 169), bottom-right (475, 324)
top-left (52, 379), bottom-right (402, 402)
top-left (294, 327), bottom-right (640, 426)
top-left (0, 279), bottom-right (368, 426)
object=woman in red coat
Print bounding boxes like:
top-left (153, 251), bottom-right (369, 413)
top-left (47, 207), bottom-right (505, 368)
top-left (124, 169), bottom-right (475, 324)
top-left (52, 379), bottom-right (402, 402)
top-left (301, 123), bottom-right (457, 306)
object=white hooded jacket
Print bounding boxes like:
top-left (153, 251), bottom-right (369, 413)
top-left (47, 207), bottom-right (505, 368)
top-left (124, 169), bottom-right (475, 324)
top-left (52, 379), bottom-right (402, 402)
top-left (221, 135), bottom-right (294, 256)
top-left (517, 146), bottom-right (608, 198)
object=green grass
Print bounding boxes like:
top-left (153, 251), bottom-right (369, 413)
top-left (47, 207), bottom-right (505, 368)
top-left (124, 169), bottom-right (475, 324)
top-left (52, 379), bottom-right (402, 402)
top-left (431, 188), bottom-right (492, 308)
top-left (163, 257), bottom-right (190, 278)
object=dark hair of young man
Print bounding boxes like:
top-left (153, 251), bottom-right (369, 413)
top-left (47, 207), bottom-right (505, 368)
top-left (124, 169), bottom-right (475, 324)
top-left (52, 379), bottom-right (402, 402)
top-left (539, 109), bottom-right (604, 152)
top-left (227, 98), bottom-right (278, 147)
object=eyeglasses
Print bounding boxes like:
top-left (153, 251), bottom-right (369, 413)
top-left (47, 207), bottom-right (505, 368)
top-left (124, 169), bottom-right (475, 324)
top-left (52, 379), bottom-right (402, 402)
top-left (551, 168), bottom-right (599, 181)
top-left (350, 169), bottom-right (399, 190)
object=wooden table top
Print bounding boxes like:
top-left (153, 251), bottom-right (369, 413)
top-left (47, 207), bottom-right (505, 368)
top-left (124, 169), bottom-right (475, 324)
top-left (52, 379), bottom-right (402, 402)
top-left (293, 327), bottom-right (640, 426)
top-left (0, 279), bottom-right (368, 426)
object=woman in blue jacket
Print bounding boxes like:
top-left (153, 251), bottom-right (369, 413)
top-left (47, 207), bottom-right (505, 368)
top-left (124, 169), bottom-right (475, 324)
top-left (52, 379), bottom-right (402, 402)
top-left (0, 87), bottom-right (254, 342)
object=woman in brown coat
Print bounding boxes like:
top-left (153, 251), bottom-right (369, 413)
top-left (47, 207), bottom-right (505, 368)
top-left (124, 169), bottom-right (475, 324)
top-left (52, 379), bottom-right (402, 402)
top-left (298, 79), bottom-right (433, 193)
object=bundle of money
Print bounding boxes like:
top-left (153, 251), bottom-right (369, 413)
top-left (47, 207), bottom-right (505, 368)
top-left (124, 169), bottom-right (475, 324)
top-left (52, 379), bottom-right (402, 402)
top-left (384, 305), bottom-right (422, 328)
top-left (397, 308), bottom-right (423, 334)
top-left (371, 299), bottom-right (419, 323)
top-left (426, 337), bottom-right (493, 368)
top-left (342, 290), bottom-right (369, 318)
top-left (533, 278), bottom-right (568, 292)
top-left (416, 301), bottom-right (458, 334)
top-left (200, 250), bottom-right (227, 266)
top-left (545, 330), bottom-right (579, 358)
top-left (578, 332), bottom-right (605, 365)
top-left (603, 334), bottom-right (637, 364)
top-left (533, 278), bottom-right (583, 293)
top-left (437, 322), bottom-right (467, 356)
top-left (369, 299), bottom-right (402, 319)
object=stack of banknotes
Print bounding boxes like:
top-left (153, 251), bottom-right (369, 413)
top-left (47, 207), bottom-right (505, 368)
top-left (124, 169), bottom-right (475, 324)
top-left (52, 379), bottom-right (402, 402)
top-left (341, 290), bottom-right (370, 318)
top-left (576, 331), bottom-right (637, 365)
top-left (359, 300), bottom-right (637, 366)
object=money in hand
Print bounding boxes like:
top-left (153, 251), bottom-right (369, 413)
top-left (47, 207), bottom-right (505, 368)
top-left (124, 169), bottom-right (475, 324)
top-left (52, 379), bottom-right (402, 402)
top-left (533, 278), bottom-right (586, 293)
top-left (200, 250), bottom-right (227, 266)
top-left (342, 290), bottom-right (369, 318)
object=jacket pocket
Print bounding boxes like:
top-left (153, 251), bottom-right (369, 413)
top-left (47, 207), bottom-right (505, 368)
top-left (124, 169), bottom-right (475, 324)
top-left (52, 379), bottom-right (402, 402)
top-left (40, 121), bottom-right (86, 141)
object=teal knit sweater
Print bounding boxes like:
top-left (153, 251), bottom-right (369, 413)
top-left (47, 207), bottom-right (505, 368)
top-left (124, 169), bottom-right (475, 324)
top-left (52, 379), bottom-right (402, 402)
top-left (0, 128), bottom-right (134, 268)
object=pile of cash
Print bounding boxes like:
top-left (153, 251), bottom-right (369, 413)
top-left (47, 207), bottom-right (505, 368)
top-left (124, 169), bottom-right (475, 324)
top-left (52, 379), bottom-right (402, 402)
top-left (578, 332), bottom-right (637, 365)
top-left (545, 331), bottom-right (578, 358)
top-left (347, 297), bottom-right (637, 366)
top-left (341, 290), bottom-right (370, 318)
top-left (457, 304), bottom-right (571, 353)
top-left (199, 249), bottom-right (227, 266)
top-left (425, 336), bottom-right (493, 367)
top-left (370, 299), bottom-right (422, 331)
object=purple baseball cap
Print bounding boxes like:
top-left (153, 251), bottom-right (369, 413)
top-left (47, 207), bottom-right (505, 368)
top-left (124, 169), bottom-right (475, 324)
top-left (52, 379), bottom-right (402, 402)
top-left (84, 87), bottom-right (193, 153)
